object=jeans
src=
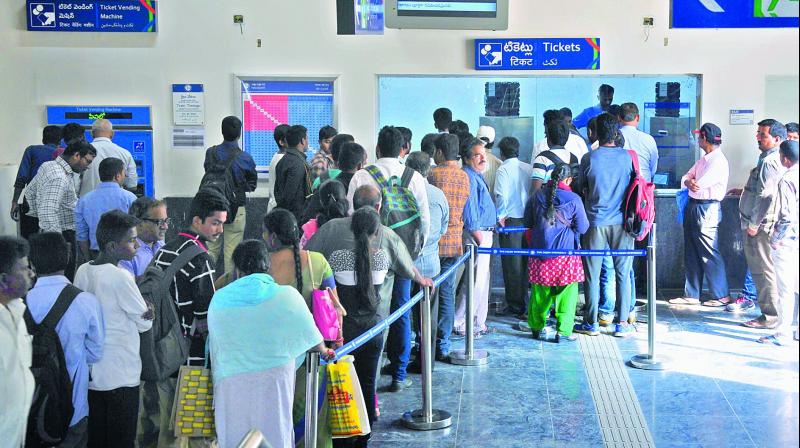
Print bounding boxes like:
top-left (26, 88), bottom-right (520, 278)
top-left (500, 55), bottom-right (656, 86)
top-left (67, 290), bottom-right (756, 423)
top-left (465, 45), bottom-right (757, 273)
top-left (387, 276), bottom-right (413, 381)
top-left (583, 225), bottom-right (635, 325)
top-left (88, 386), bottom-right (140, 448)
top-left (683, 200), bottom-right (729, 300)
top-left (598, 257), bottom-right (636, 317)
top-left (436, 256), bottom-right (459, 356)
top-left (743, 268), bottom-right (758, 300)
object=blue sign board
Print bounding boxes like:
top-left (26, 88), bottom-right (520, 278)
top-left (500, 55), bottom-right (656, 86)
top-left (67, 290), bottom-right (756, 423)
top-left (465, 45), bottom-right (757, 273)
top-left (172, 84), bottom-right (204, 93)
top-left (474, 38), bottom-right (600, 71)
top-left (27, 0), bottom-right (158, 32)
top-left (672, 0), bottom-right (799, 28)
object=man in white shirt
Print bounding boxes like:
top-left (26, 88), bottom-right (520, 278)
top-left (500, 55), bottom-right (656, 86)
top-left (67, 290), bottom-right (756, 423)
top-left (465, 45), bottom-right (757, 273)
top-left (669, 123), bottom-right (731, 307)
top-left (347, 125), bottom-right (430, 390)
top-left (0, 237), bottom-right (36, 448)
top-left (80, 119), bottom-right (138, 197)
top-left (618, 103), bottom-right (659, 183)
top-left (74, 210), bottom-right (152, 447)
top-left (534, 109), bottom-right (589, 163)
top-left (495, 136), bottom-right (534, 316)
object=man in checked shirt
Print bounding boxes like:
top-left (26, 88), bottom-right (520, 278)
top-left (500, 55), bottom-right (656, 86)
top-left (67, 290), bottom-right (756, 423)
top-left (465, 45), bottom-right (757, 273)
top-left (143, 189), bottom-right (228, 448)
top-left (25, 140), bottom-right (96, 281)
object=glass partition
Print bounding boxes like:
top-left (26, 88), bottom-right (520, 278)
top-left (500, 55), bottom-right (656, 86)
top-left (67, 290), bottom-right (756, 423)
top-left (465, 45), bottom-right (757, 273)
top-left (378, 74), bottom-right (701, 189)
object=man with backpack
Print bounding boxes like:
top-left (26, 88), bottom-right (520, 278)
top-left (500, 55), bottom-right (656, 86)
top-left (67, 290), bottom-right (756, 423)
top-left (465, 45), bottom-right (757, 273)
top-left (147, 189), bottom-right (227, 447)
top-left (347, 126), bottom-right (430, 391)
top-left (531, 118), bottom-right (580, 192)
top-left (574, 113), bottom-right (637, 338)
top-left (25, 232), bottom-right (105, 448)
top-left (534, 109), bottom-right (589, 168)
top-left (0, 236), bottom-right (36, 448)
top-left (201, 116), bottom-right (258, 274)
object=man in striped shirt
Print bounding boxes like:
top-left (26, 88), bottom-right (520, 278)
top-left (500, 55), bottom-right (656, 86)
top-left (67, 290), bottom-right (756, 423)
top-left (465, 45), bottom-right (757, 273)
top-left (144, 189), bottom-right (227, 447)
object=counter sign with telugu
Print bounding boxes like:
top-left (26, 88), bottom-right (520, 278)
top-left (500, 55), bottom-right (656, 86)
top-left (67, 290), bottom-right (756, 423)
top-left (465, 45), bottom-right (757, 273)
top-left (26, 0), bottom-right (157, 32)
top-left (474, 38), bottom-right (600, 71)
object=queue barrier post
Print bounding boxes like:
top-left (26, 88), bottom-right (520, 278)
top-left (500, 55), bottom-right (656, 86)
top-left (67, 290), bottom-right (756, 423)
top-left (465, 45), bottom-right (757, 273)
top-left (303, 351), bottom-right (320, 447)
top-left (629, 223), bottom-right (670, 370)
top-left (450, 244), bottom-right (490, 366)
top-left (402, 287), bottom-right (453, 430)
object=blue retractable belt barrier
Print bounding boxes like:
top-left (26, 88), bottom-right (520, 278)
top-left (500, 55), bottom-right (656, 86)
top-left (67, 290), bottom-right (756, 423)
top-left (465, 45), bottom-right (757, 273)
top-left (495, 226), bottom-right (528, 234)
top-left (323, 251), bottom-right (472, 364)
top-left (476, 247), bottom-right (647, 257)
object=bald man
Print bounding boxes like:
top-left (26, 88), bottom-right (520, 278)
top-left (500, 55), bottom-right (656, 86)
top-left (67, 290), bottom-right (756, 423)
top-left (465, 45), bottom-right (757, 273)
top-left (80, 119), bottom-right (138, 197)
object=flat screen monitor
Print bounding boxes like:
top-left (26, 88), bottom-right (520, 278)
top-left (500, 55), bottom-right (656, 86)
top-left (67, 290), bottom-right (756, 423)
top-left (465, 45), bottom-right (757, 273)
top-left (386, 0), bottom-right (508, 30)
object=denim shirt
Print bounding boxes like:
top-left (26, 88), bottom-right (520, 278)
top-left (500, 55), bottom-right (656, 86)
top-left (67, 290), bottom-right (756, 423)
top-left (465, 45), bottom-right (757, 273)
top-left (463, 166), bottom-right (498, 232)
top-left (415, 184), bottom-right (450, 277)
top-left (13, 144), bottom-right (58, 189)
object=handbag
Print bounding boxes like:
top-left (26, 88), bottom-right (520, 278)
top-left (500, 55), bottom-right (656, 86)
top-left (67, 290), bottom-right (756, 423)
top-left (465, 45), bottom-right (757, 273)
top-left (308, 251), bottom-right (341, 341)
top-left (326, 355), bottom-right (371, 438)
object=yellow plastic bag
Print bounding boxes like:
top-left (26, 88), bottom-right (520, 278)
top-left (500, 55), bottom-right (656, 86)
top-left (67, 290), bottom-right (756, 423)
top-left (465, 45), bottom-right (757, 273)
top-left (326, 355), bottom-right (371, 438)
top-left (173, 365), bottom-right (216, 439)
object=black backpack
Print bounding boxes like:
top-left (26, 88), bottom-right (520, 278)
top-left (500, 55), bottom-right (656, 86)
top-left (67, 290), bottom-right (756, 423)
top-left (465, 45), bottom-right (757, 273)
top-left (200, 146), bottom-right (239, 217)
top-left (23, 285), bottom-right (79, 447)
top-left (539, 149), bottom-right (582, 190)
top-left (138, 244), bottom-right (204, 381)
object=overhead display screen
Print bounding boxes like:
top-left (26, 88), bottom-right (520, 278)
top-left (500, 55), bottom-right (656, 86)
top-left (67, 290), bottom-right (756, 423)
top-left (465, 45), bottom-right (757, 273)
top-left (386, 0), bottom-right (507, 29)
top-left (397, 0), bottom-right (497, 18)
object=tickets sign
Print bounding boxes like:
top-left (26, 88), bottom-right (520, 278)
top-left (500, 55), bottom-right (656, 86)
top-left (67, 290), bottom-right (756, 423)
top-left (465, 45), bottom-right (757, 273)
top-left (474, 38), bottom-right (600, 71)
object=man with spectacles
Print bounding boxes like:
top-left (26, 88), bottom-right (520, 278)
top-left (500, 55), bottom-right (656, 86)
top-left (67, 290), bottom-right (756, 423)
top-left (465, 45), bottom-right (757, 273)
top-left (121, 196), bottom-right (170, 281)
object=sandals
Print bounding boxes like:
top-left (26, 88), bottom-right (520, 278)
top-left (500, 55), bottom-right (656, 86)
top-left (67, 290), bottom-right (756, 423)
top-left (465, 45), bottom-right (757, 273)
top-left (742, 319), bottom-right (779, 330)
top-left (702, 299), bottom-right (727, 307)
top-left (668, 297), bottom-right (700, 305)
top-left (757, 335), bottom-right (786, 346)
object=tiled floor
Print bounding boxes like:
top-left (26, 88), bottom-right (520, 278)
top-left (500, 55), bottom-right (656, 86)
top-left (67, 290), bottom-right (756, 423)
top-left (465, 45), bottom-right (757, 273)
top-left (369, 293), bottom-right (799, 447)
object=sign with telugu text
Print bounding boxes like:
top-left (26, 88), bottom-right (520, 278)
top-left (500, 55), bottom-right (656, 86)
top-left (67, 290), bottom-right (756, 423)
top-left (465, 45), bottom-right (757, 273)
top-left (26, 0), bottom-right (157, 32)
top-left (474, 38), bottom-right (600, 71)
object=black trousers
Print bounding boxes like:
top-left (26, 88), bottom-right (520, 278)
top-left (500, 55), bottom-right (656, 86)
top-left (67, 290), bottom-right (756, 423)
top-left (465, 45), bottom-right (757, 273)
top-left (62, 229), bottom-right (77, 282)
top-left (500, 217), bottom-right (529, 313)
top-left (19, 199), bottom-right (40, 240)
top-left (88, 386), bottom-right (140, 448)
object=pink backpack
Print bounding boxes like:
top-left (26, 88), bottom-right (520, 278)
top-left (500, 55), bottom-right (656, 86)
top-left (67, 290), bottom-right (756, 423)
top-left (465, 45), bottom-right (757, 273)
top-left (623, 150), bottom-right (656, 242)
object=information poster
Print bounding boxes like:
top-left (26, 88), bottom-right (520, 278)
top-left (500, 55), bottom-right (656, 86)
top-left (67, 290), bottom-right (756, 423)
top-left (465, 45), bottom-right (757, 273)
top-left (172, 84), bottom-right (205, 126)
top-left (240, 80), bottom-right (335, 171)
top-left (26, 0), bottom-right (158, 32)
top-left (474, 38), bottom-right (600, 71)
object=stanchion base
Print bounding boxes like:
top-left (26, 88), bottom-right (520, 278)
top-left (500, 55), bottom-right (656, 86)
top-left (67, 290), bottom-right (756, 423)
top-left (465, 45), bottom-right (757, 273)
top-left (628, 353), bottom-right (670, 371)
top-left (449, 349), bottom-right (489, 366)
top-left (401, 409), bottom-right (453, 430)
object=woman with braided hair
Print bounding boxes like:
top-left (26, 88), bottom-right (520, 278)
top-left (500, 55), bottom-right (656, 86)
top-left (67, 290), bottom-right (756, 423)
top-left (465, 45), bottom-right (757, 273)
top-left (300, 179), bottom-right (350, 248)
top-left (523, 163), bottom-right (589, 342)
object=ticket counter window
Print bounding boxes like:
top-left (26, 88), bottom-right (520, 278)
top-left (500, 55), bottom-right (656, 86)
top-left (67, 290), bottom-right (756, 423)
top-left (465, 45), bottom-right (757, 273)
top-left (378, 75), bottom-right (700, 189)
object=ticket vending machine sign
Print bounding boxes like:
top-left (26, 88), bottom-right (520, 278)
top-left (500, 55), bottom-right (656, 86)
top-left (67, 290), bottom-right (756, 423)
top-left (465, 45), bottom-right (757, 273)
top-left (27, 0), bottom-right (158, 32)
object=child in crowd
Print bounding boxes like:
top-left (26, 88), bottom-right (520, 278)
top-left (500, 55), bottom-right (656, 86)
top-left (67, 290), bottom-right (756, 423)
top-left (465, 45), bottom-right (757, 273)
top-left (74, 210), bottom-right (153, 448)
top-left (523, 163), bottom-right (589, 342)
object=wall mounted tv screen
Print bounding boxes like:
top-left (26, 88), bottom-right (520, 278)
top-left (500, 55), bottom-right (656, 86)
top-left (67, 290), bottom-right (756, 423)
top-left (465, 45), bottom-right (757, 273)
top-left (386, 0), bottom-right (508, 29)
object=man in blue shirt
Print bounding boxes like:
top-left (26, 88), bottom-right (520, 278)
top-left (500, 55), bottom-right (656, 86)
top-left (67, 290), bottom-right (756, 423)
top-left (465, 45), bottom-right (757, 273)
top-left (575, 113), bottom-right (637, 338)
top-left (619, 103), bottom-right (659, 182)
top-left (572, 84), bottom-right (615, 132)
top-left (495, 136), bottom-right (534, 316)
top-left (75, 157), bottom-right (137, 261)
top-left (26, 232), bottom-right (105, 447)
top-left (10, 125), bottom-right (61, 239)
top-left (453, 137), bottom-right (498, 337)
top-left (120, 196), bottom-right (168, 281)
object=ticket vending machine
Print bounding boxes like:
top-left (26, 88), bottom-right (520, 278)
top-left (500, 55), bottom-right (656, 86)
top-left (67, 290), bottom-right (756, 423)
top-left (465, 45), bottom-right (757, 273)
top-left (46, 105), bottom-right (155, 197)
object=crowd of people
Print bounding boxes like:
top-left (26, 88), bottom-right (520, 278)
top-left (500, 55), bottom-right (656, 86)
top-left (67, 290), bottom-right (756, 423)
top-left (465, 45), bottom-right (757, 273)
top-left (2, 91), bottom-right (798, 448)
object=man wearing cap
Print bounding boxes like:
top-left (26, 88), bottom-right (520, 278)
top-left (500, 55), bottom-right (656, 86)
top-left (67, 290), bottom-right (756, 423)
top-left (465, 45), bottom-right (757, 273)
top-left (477, 125), bottom-right (502, 196)
top-left (669, 123), bottom-right (731, 307)
top-left (203, 116), bottom-right (258, 273)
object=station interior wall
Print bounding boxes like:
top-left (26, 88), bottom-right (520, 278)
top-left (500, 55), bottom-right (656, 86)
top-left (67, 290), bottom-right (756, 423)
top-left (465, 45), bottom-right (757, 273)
top-left (1, 0), bottom-right (798, 199)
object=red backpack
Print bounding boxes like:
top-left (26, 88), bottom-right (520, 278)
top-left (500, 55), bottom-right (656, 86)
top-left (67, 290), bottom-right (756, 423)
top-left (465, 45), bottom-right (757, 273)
top-left (623, 150), bottom-right (655, 242)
